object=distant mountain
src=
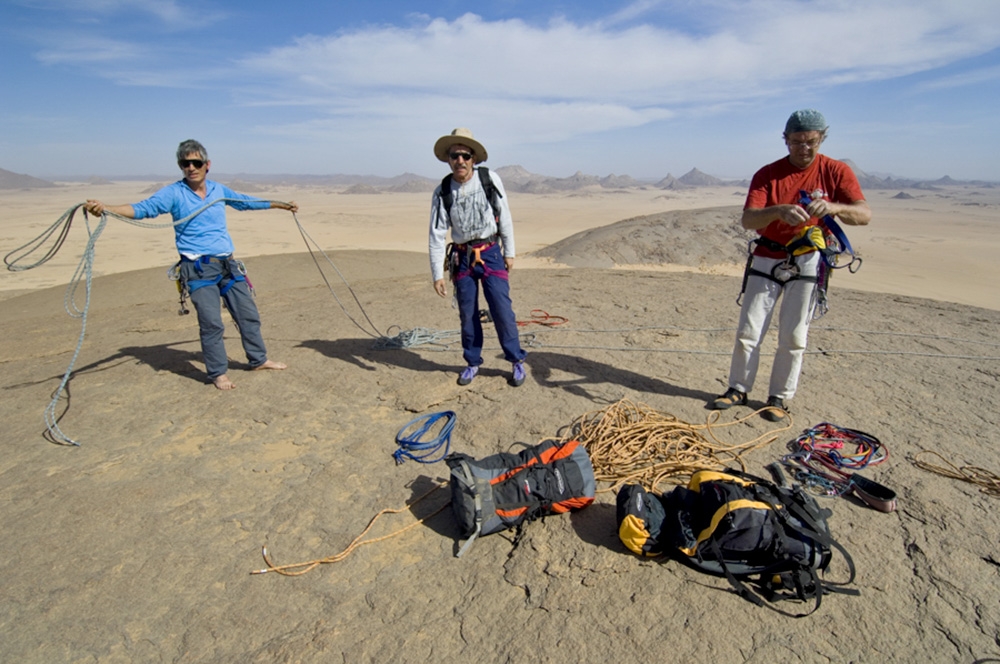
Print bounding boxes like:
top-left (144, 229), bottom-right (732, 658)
top-left (16, 163), bottom-right (996, 194)
top-left (678, 167), bottom-right (725, 186)
top-left (600, 173), bottom-right (644, 189)
top-left (0, 168), bottom-right (57, 190)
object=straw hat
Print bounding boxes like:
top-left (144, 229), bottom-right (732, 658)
top-left (434, 128), bottom-right (488, 164)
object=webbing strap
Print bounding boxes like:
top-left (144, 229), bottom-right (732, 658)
top-left (455, 459), bottom-right (483, 558)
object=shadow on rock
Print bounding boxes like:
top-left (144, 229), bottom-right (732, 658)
top-left (526, 350), bottom-right (715, 402)
top-left (406, 474), bottom-right (458, 541)
top-left (570, 502), bottom-right (624, 552)
top-left (298, 337), bottom-right (454, 374)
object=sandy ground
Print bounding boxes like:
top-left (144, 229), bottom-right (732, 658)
top-left (1, 182), bottom-right (1000, 662)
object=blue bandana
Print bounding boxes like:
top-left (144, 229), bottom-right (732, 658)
top-left (785, 109), bottom-right (827, 134)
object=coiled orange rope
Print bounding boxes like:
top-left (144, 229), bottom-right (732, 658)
top-left (914, 451), bottom-right (1000, 498)
top-left (559, 398), bottom-right (791, 493)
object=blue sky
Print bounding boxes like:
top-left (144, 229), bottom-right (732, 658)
top-left (2, 0), bottom-right (999, 180)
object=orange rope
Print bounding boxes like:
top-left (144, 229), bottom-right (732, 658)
top-left (914, 450), bottom-right (1000, 498)
top-left (559, 398), bottom-right (791, 493)
top-left (252, 481), bottom-right (450, 576)
top-left (517, 309), bottom-right (569, 327)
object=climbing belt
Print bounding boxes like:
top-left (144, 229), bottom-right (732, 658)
top-left (251, 481), bottom-right (450, 576)
top-left (778, 423), bottom-right (895, 511)
top-left (914, 451), bottom-right (1000, 498)
top-left (558, 398), bottom-right (790, 493)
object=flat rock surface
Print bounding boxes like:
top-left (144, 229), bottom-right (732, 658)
top-left (2, 249), bottom-right (999, 662)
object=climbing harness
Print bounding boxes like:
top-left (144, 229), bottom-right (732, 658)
top-left (779, 423), bottom-right (895, 512)
top-left (393, 411), bottom-right (456, 465)
top-left (737, 190), bottom-right (862, 320)
top-left (449, 237), bottom-right (506, 282)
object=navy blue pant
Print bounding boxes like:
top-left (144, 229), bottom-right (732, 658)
top-left (180, 256), bottom-right (268, 380)
top-left (452, 242), bottom-right (526, 367)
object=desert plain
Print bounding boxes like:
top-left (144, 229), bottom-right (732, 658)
top-left (1, 176), bottom-right (999, 662)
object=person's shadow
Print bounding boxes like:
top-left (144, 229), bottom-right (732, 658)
top-left (296, 339), bottom-right (716, 404)
top-left (297, 338), bottom-right (455, 374)
top-left (526, 350), bottom-right (715, 402)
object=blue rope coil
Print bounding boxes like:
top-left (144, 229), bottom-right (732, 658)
top-left (393, 411), bottom-right (456, 465)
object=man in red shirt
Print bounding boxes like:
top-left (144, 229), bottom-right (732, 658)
top-left (710, 110), bottom-right (871, 420)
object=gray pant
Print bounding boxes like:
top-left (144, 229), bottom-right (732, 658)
top-left (728, 251), bottom-right (820, 400)
top-left (180, 257), bottom-right (268, 380)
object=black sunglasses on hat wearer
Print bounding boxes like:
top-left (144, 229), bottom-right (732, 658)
top-left (449, 152), bottom-right (474, 162)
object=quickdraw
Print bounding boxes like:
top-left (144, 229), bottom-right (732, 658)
top-left (167, 262), bottom-right (190, 315)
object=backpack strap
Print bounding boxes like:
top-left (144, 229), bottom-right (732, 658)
top-left (455, 458), bottom-right (483, 558)
top-left (438, 167), bottom-right (504, 226)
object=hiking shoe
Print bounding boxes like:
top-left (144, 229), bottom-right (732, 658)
top-left (711, 387), bottom-right (747, 410)
top-left (457, 365), bottom-right (479, 386)
top-left (762, 396), bottom-right (788, 422)
top-left (511, 361), bottom-right (527, 387)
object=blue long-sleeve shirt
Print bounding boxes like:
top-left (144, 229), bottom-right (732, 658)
top-left (131, 179), bottom-right (270, 258)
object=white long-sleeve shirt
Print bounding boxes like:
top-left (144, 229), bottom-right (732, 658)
top-left (428, 167), bottom-right (515, 282)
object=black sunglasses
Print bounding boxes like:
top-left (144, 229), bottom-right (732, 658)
top-left (449, 152), bottom-right (474, 162)
top-left (178, 159), bottom-right (205, 169)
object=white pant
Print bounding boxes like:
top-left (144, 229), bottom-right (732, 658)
top-left (727, 251), bottom-right (820, 400)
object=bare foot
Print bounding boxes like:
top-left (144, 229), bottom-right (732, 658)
top-left (252, 359), bottom-right (287, 371)
top-left (213, 374), bottom-right (236, 390)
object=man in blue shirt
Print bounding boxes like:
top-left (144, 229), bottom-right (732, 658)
top-left (85, 139), bottom-right (295, 390)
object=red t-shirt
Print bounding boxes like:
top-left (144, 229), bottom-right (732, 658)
top-left (745, 154), bottom-right (865, 258)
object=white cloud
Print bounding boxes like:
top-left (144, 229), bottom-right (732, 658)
top-left (240, 2), bottom-right (1000, 108)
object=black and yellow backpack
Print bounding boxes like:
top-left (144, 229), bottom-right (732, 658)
top-left (616, 469), bottom-right (858, 616)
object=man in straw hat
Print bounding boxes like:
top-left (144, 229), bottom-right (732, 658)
top-left (710, 109), bottom-right (871, 420)
top-left (429, 128), bottom-right (528, 386)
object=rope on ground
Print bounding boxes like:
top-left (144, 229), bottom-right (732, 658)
top-left (251, 481), bottom-right (450, 576)
top-left (372, 326), bottom-right (461, 351)
top-left (559, 398), bottom-right (791, 493)
top-left (517, 309), bottom-right (568, 327)
top-left (913, 450), bottom-right (1000, 498)
top-left (4, 200), bottom-right (297, 444)
top-left (5, 200), bottom-right (458, 442)
top-left (393, 411), bottom-right (455, 465)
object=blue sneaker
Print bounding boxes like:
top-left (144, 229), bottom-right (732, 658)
top-left (511, 361), bottom-right (527, 387)
top-left (457, 365), bottom-right (478, 386)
